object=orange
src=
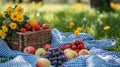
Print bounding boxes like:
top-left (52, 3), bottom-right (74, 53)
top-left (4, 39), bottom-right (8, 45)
top-left (27, 19), bottom-right (38, 27)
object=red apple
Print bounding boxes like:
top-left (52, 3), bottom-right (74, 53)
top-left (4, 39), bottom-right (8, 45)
top-left (42, 23), bottom-right (50, 29)
top-left (33, 25), bottom-right (42, 31)
top-left (43, 44), bottom-right (52, 52)
top-left (24, 24), bottom-right (32, 31)
top-left (23, 46), bottom-right (36, 54)
top-left (20, 28), bottom-right (27, 33)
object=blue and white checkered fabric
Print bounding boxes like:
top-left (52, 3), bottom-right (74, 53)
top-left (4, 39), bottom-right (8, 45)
top-left (63, 47), bottom-right (120, 67)
top-left (0, 38), bottom-right (38, 67)
top-left (51, 29), bottom-right (116, 50)
top-left (0, 28), bottom-right (119, 67)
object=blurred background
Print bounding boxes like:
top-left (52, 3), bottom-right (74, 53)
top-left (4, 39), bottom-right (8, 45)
top-left (0, 0), bottom-right (120, 51)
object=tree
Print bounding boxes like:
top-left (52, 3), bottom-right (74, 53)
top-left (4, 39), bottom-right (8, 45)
top-left (30, 0), bottom-right (43, 2)
top-left (90, 0), bottom-right (112, 12)
top-left (13, 0), bottom-right (22, 3)
top-left (77, 0), bottom-right (81, 3)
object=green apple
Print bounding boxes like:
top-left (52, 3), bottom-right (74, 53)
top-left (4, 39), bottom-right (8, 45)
top-left (36, 58), bottom-right (51, 67)
top-left (35, 48), bottom-right (46, 56)
top-left (64, 49), bottom-right (72, 54)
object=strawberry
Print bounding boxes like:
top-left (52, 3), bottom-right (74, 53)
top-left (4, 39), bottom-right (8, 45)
top-left (78, 43), bottom-right (86, 50)
top-left (69, 43), bottom-right (73, 48)
top-left (74, 40), bottom-right (80, 45)
top-left (79, 41), bottom-right (84, 45)
top-left (60, 45), bottom-right (65, 50)
top-left (75, 49), bottom-right (80, 53)
top-left (71, 45), bottom-right (77, 50)
top-left (81, 45), bottom-right (86, 49)
top-left (20, 28), bottom-right (27, 33)
top-left (77, 45), bottom-right (81, 49)
top-left (65, 45), bottom-right (70, 49)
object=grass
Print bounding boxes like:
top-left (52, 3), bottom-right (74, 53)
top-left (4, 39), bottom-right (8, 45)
top-left (0, 2), bottom-right (120, 52)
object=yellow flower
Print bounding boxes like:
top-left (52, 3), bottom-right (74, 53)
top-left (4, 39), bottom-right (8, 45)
top-left (0, 30), bottom-right (3, 36)
top-left (74, 3), bottom-right (85, 7)
top-left (15, 6), bottom-right (24, 15)
top-left (77, 27), bottom-right (82, 32)
top-left (9, 22), bottom-right (17, 30)
top-left (104, 26), bottom-right (110, 30)
top-left (2, 26), bottom-right (8, 32)
top-left (74, 30), bottom-right (80, 36)
top-left (11, 13), bottom-right (19, 21)
top-left (69, 21), bottom-right (75, 27)
top-left (1, 32), bottom-right (6, 39)
top-left (17, 15), bottom-right (24, 22)
top-left (0, 12), bottom-right (3, 17)
top-left (7, 6), bottom-right (13, 15)
top-left (37, 1), bottom-right (42, 6)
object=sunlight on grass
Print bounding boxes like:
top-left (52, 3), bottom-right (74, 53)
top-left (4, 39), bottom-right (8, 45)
top-left (0, 2), bottom-right (120, 52)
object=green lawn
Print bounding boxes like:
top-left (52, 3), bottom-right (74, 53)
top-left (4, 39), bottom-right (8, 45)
top-left (0, 2), bottom-right (120, 52)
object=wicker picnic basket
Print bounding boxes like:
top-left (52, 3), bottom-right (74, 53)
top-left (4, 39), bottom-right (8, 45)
top-left (5, 29), bottom-right (51, 51)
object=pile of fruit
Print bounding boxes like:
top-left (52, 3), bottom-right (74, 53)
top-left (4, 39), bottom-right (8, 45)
top-left (19, 20), bottom-right (50, 33)
top-left (23, 40), bottom-right (90, 67)
top-left (60, 40), bottom-right (86, 52)
top-left (59, 40), bottom-right (89, 60)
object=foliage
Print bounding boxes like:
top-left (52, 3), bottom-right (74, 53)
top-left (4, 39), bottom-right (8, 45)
top-left (0, 5), bottom-right (29, 39)
top-left (0, 2), bottom-right (120, 52)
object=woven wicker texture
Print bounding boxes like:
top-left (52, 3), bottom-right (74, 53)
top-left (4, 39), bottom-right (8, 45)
top-left (5, 29), bottom-right (51, 51)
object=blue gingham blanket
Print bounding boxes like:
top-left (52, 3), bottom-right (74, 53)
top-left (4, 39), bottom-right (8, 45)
top-left (0, 28), bottom-right (120, 67)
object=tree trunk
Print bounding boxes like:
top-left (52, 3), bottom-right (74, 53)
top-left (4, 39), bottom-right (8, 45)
top-left (90, 0), bottom-right (111, 12)
top-left (13, 0), bottom-right (22, 3)
top-left (19, 0), bottom-right (22, 3)
top-left (30, 0), bottom-right (43, 2)
top-left (77, 0), bottom-right (81, 3)
top-left (13, 0), bottom-right (15, 2)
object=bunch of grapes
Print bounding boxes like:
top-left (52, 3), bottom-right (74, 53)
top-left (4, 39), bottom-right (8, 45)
top-left (43, 48), bottom-right (66, 67)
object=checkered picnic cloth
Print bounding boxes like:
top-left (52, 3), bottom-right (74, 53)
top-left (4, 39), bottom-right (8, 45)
top-left (0, 38), bottom-right (38, 67)
top-left (62, 47), bottom-right (120, 67)
top-left (0, 28), bottom-right (119, 67)
top-left (51, 29), bottom-right (116, 50)
top-left (52, 29), bottom-right (120, 67)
